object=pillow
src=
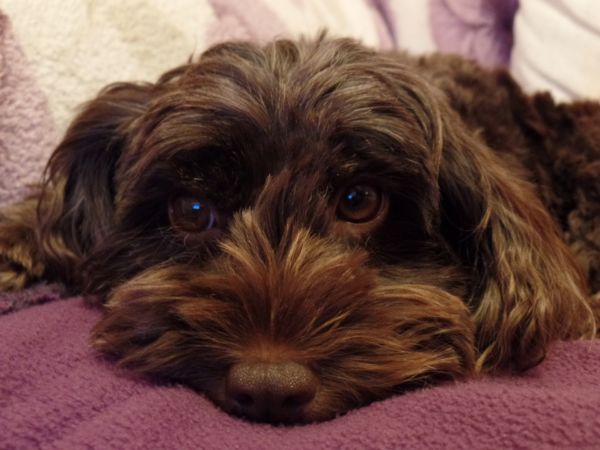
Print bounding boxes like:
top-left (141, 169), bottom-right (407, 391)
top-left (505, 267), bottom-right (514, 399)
top-left (511, 0), bottom-right (600, 100)
top-left (428, 0), bottom-right (518, 67)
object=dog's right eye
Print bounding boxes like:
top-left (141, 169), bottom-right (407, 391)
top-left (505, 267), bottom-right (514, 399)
top-left (169, 196), bottom-right (217, 233)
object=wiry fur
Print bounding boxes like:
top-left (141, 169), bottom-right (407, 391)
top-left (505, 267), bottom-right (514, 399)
top-left (0, 35), bottom-right (598, 423)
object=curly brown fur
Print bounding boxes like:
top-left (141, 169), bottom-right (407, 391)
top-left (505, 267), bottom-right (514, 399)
top-left (0, 35), bottom-right (598, 423)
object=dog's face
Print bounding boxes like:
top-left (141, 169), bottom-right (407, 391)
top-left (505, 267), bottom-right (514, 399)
top-left (37, 37), bottom-right (594, 423)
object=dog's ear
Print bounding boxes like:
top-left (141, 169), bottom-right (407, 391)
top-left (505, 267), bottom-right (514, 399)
top-left (438, 108), bottom-right (596, 372)
top-left (0, 81), bottom-right (159, 290)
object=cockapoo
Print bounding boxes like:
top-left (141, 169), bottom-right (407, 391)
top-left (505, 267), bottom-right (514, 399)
top-left (1, 35), bottom-right (598, 424)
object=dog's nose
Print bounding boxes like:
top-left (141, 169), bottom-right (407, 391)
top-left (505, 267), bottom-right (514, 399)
top-left (226, 361), bottom-right (318, 423)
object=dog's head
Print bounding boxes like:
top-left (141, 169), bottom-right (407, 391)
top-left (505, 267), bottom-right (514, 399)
top-left (37, 36), bottom-right (595, 423)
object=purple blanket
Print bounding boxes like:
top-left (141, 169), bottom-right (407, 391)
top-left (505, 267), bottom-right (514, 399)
top-left (1, 288), bottom-right (599, 449)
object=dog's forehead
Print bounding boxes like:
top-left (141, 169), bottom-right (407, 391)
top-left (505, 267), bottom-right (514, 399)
top-left (120, 44), bottom-right (437, 206)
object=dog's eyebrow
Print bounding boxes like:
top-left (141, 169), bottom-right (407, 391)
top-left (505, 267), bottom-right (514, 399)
top-left (334, 137), bottom-right (427, 180)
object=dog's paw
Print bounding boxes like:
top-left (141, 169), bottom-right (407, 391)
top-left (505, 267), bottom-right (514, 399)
top-left (0, 235), bottom-right (44, 291)
top-left (0, 202), bottom-right (44, 291)
top-left (0, 263), bottom-right (30, 291)
top-left (0, 255), bottom-right (42, 292)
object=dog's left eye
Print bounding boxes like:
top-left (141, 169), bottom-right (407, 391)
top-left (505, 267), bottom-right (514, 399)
top-left (169, 196), bottom-right (217, 232)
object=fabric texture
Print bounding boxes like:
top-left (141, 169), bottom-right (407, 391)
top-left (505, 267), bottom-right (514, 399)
top-left (206, 0), bottom-right (394, 49)
top-left (1, 289), bottom-right (600, 449)
top-left (510, 0), bottom-right (600, 101)
top-left (0, 12), bottom-right (58, 207)
top-left (429, 0), bottom-right (519, 67)
top-left (0, 282), bottom-right (62, 315)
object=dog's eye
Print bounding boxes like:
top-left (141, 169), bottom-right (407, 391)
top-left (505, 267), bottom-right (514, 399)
top-left (336, 184), bottom-right (382, 223)
top-left (169, 196), bottom-right (217, 232)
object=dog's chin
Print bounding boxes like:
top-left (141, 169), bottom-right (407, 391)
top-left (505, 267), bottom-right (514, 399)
top-left (90, 242), bottom-right (477, 424)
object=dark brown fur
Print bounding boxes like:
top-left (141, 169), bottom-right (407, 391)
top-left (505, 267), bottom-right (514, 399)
top-left (1, 35), bottom-right (598, 423)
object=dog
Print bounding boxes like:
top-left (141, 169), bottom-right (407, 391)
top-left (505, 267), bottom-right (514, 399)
top-left (0, 35), bottom-right (599, 424)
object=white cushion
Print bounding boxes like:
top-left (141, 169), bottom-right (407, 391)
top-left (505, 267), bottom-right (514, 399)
top-left (511, 0), bottom-right (600, 100)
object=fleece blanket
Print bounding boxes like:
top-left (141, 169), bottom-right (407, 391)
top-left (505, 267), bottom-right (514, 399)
top-left (1, 288), bottom-right (600, 449)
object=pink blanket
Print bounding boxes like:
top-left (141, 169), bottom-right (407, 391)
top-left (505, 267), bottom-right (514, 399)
top-left (1, 288), bottom-right (599, 449)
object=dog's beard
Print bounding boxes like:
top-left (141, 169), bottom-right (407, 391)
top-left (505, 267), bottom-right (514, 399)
top-left (92, 210), bottom-right (476, 423)
top-left (86, 157), bottom-right (476, 423)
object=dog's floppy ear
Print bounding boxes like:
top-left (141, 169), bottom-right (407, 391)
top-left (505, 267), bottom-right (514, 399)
top-left (41, 83), bottom-right (158, 273)
top-left (438, 108), bottom-right (596, 372)
top-left (0, 81), bottom-right (158, 290)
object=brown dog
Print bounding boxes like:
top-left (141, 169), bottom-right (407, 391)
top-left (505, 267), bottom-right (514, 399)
top-left (0, 35), bottom-right (598, 424)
